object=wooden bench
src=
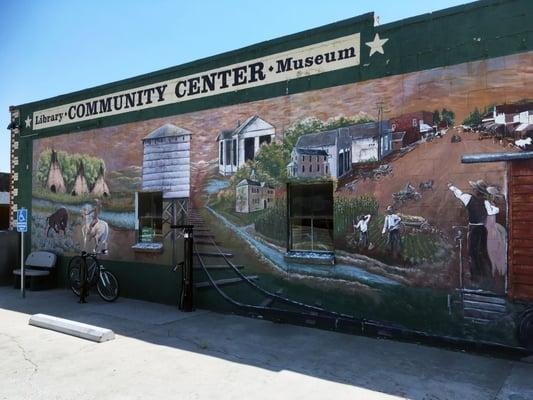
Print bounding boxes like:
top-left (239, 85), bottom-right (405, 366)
top-left (13, 251), bottom-right (57, 291)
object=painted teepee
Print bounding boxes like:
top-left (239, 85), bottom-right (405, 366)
top-left (71, 160), bottom-right (89, 196)
top-left (46, 149), bottom-right (66, 193)
top-left (92, 165), bottom-right (110, 197)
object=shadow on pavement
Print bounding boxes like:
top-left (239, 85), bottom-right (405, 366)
top-left (0, 286), bottom-right (531, 400)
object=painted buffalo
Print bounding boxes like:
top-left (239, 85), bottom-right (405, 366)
top-left (45, 207), bottom-right (68, 237)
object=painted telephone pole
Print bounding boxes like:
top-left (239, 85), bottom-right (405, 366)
top-left (376, 101), bottom-right (384, 161)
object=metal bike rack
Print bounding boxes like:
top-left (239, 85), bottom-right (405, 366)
top-left (79, 251), bottom-right (89, 304)
top-left (170, 224), bottom-right (194, 312)
top-left (179, 225), bottom-right (194, 312)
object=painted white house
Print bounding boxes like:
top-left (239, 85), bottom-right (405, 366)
top-left (287, 149), bottom-right (330, 178)
top-left (235, 179), bottom-right (275, 213)
top-left (288, 128), bottom-right (352, 179)
top-left (217, 116), bottom-right (276, 176)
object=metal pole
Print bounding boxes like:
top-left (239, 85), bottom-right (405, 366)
top-left (20, 231), bottom-right (25, 298)
top-left (179, 225), bottom-right (194, 312)
top-left (79, 252), bottom-right (88, 303)
top-left (458, 236), bottom-right (463, 291)
top-left (171, 201), bottom-right (177, 272)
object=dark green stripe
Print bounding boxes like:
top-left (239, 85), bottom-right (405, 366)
top-left (15, 0), bottom-right (533, 140)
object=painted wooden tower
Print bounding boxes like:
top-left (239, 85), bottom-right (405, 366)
top-left (142, 124), bottom-right (192, 199)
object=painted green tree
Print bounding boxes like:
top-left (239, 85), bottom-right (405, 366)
top-left (432, 110), bottom-right (441, 125)
top-left (441, 108), bottom-right (455, 127)
top-left (462, 108), bottom-right (482, 126)
top-left (463, 105), bottom-right (494, 126)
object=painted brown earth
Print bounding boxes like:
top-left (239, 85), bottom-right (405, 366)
top-left (33, 51), bottom-right (533, 202)
top-left (338, 129), bottom-right (510, 290)
top-left (351, 129), bottom-right (509, 235)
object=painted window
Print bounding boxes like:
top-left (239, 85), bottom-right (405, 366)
top-left (219, 142), bottom-right (223, 165)
top-left (225, 140), bottom-right (232, 165)
top-left (232, 139), bottom-right (237, 166)
top-left (259, 135), bottom-right (271, 146)
top-left (136, 191), bottom-right (163, 244)
top-left (338, 151), bottom-right (345, 176)
top-left (288, 182), bottom-right (334, 252)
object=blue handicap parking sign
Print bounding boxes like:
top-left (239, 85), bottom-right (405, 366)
top-left (17, 208), bottom-right (28, 232)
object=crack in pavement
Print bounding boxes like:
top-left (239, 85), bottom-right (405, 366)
top-left (0, 332), bottom-right (39, 378)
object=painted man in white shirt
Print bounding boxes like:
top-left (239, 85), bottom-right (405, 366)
top-left (382, 206), bottom-right (402, 257)
top-left (354, 214), bottom-right (371, 249)
top-left (448, 180), bottom-right (499, 283)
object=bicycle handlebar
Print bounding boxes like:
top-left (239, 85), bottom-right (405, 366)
top-left (81, 249), bottom-right (108, 257)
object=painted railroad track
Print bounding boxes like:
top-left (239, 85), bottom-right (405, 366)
top-left (187, 209), bottom-right (362, 328)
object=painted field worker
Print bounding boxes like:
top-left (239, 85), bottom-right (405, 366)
top-left (448, 180), bottom-right (495, 282)
top-left (382, 206), bottom-right (401, 257)
top-left (354, 214), bottom-right (372, 249)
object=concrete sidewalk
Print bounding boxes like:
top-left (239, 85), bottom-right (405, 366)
top-left (0, 287), bottom-right (531, 400)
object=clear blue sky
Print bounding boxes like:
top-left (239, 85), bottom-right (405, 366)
top-left (0, 0), bottom-right (470, 173)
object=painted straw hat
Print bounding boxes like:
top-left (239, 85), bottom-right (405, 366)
top-left (469, 179), bottom-right (502, 197)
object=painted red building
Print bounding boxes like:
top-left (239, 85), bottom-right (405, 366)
top-left (390, 111), bottom-right (434, 146)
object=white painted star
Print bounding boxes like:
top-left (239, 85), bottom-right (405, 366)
top-left (24, 115), bottom-right (32, 128)
top-left (366, 33), bottom-right (389, 57)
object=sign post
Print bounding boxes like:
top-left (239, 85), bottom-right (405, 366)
top-left (16, 208), bottom-right (28, 298)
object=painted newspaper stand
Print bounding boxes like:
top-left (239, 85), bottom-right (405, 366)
top-left (8, 0), bottom-right (533, 350)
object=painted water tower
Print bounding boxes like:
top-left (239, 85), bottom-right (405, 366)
top-left (142, 124), bottom-right (192, 199)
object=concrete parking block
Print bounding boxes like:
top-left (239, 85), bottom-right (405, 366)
top-left (29, 313), bottom-right (115, 343)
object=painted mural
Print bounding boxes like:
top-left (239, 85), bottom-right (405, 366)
top-left (31, 50), bottom-right (533, 347)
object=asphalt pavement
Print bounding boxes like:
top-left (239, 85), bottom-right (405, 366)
top-left (0, 287), bottom-right (532, 400)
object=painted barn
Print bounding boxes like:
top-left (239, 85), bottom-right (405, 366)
top-left (46, 150), bottom-right (66, 193)
top-left (217, 116), bottom-right (275, 176)
top-left (71, 160), bottom-right (89, 196)
top-left (390, 111), bottom-right (434, 146)
top-left (235, 179), bottom-right (274, 213)
top-left (142, 124), bottom-right (192, 199)
top-left (288, 128), bottom-right (352, 179)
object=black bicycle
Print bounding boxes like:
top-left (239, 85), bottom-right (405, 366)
top-left (68, 250), bottom-right (119, 302)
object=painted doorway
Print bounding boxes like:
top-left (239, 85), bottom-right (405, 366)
top-left (244, 137), bottom-right (255, 161)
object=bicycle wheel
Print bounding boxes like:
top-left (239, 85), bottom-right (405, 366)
top-left (68, 256), bottom-right (83, 296)
top-left (68, 256), bottom-right (98, 296)
top-left (97, 270), bottom-right (119, 302)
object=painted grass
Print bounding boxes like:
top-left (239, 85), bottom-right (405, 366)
top-left (32, 188), bottom-right (134, 212)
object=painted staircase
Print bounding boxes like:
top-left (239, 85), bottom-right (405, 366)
top-left (461, 290), bottom-right (508, 324)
